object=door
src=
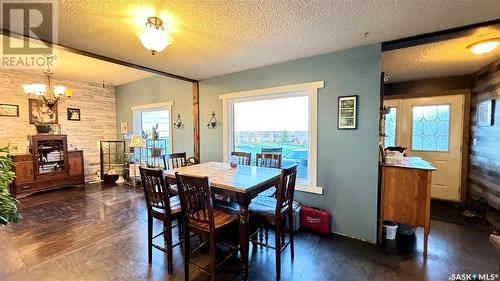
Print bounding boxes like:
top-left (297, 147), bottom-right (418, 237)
top-left (384, 95), bottom-right (464, 202)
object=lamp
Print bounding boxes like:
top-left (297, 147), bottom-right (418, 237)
top-left (135, 16), bottom-right (172, 55)
top-left (128, 135), bottom-right (145, 187)
top-left (467, 38), bottom-right (500, 55)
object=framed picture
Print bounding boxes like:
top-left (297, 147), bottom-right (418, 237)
top-left (67, 108), bottom-right (81, 121)
top-left (476, 100), bottom-right (494, 127)
top-left (338, 95), bottom-right (358, 129)
top-left (0, 104), bottom-right (19, 117)
top-left (29, 99), bottom-right (58, 124)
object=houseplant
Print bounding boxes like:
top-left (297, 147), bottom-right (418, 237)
top-left (34, 121), bottom-right (51, 134)
top-left (151, 123), bottom-right (159, 140)
top-left (0, 146), bottom-right (18, 225)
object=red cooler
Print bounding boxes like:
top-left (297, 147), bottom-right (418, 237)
top-left (300, 206), bottom-right (329, 234)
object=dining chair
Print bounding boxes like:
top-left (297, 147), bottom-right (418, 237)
top-left (249, 164), bottom-right (298, 280)
top-left (231, 151), bottom-right (251, 165)
top-left (261, 147), bottom-right (282, 155)
top-left (163, 152), bottom-right (188, 195)
top-left (256, 153), bottom-right (282, 168)
top-left (163, 152), bottom-right (187, 170)
top-left (175, 172), bottom-right (240, 281)
top-left (139, 167), bottom-right (183, 275)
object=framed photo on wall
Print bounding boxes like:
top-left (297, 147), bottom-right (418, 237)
top-left (338, 95), bottom-right (358, 129)
top-left (29, 99), bottom-right (58, 124)
top-left (476, 100), bottom-right (494, 127)
top-left (67, 108), bottom-right (81, 121)
top-left (0, 104), bottom-right (19, 117)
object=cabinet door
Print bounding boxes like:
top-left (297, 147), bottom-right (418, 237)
top-left (14, 162), bottom-right (34, 184)
top-left (68, 152), bottom-right (84, 176)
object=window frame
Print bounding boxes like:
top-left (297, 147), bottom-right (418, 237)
top-left (220, 81), bottom-right (324, 194)
top-left (131, 101), bottom-right (174, 154)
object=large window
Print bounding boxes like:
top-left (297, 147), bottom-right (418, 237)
top-left (234, 96), bottom-right (309, 180)
top-left (132, 102), bottom-right (173, 164)
top-left (220, 81), bottom-right (323, 193)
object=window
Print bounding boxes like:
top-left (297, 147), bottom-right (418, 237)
top-left (411, 105), bottom-right (450, 152)
top-left (220, 81), bottom-right (323, 194)
top-left (384, 107), bottom-right (397, 148)
top-left (132, 102), bottom-right (173, 163)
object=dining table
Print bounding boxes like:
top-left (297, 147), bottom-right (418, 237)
top-left (164, 161), bottom-right (281, 280)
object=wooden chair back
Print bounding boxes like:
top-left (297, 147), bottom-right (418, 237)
top-left (275, 164), bottom-right (298, 217)
top-left (256, 153), bottom-right (282, 168)
top-left (231, 151), bottom-right (251, 165)
top-left (140, 167), bottom-right (172, 212)
top-left (175, 173), bottom-right (215, 233)
top-left (163, 152), bottom-right (187, 170)
top-left (261, 147), bottom-right (282, 155)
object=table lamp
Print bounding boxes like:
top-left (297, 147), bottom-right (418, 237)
top-left (129, 135), bottom-right (145, 187)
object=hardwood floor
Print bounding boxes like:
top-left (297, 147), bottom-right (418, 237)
top-left (1, 184), bottom-right (497, 281)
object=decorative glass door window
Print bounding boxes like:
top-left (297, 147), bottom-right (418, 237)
top-left (384, 107), bottom-right (397, 148)
top-left (411, 105), bottom-right (450, 152)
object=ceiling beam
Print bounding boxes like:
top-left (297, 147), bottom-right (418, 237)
top-left (382, 19), bottom-right (500, 52)
top-left (0, 29), bottom-right (198, 83)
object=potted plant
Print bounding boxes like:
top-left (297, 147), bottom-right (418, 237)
top-left (0, 146), bottom-right (18, 225)
top-left (151, 123), bottom-right (159, 140)
top-left (34, 121), bottom-right (51, 134)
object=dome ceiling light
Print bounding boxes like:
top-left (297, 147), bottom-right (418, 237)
top-left (467, 38), bottom-right (500, 55)
top-left (135, 16), bottom-right (172, 55)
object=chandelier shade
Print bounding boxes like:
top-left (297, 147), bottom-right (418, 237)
top-left (135, 16), bottom-right (172, 55)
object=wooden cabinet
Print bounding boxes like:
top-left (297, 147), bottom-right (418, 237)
top-left (10, 135), bottom-right (85, 197)
top-left (378, 157), bottom-right (435, 256)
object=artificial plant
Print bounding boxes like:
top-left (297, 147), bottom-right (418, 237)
top-left (0, 146), bottom-right (18, 225)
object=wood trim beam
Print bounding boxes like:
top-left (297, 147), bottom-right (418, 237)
top-left (192, 81), bottom-right (200, 161)
top-left (382, 19), bottom-right (500, 52)
top-left (0, 29), bottom-right (198, 83)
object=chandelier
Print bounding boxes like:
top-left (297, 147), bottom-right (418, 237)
top-left (21, 67), bottom-right (73, 110)
top-left (135, 16), bottom-right (172, 55)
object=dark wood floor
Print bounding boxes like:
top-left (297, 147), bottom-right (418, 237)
top-left (1, 184), bottom-right (498, 281)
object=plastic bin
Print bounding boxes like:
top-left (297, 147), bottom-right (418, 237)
top-left (383, 221), bottom-right (398, 240)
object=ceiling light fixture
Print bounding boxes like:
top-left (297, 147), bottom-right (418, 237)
top-left (135, 16), bottom-right (172, 55)
top-left (467, 38), bottom-right (500, 55)
top-left (22, 65), bottom-right (73, 110)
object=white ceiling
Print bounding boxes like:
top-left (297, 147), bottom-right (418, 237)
top-left (1, 35), bottom-right (154, 86)
top-left (382, 26), bottom-right (500, 83)
top-left (4, 0), bottom-right (500, 80)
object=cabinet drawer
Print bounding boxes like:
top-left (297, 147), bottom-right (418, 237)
top-left (16, 183), bottom-right (36, 191)
top-left (67, 176), bottom-right (84, 185)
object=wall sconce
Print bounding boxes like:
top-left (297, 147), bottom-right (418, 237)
top-left (206, 111), bottom-right (217, 129)
top-left (173, 113), bottom-right (183, 129)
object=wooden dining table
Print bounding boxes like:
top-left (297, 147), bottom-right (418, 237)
top-left (164, 161), bottom-right (281, 280)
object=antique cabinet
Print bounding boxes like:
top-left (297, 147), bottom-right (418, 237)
top-left (10, 135), bottom-right (85, 197)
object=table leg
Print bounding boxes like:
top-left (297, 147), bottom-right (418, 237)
top-left (239, 204), bottom-right (249, 280)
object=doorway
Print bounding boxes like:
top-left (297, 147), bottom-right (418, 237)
top-left (384, 94), bottom-right (465, 202)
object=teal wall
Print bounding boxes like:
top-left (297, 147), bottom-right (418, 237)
top-left (199, 44), bottom-right (382, 242)
top-left (115, 75), bottom-right (194, 156)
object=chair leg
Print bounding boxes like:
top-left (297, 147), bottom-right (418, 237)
top-left (275, 224), bottom-right (281, 280)
top-left (281, 221), bottom-right (286, 247)
top-left (164, 220), bottom-right (173, 275)
top-left (210, 235), bottom-right (217, 281)
top-left (178, 217), bottom-right (184, 247)
top-left (265, 227), bottom-right (269, 245)
top-left (184, 221), bottom-right (190, 281)
top-left (289, 213), bottom-right (294, 261)
top-left (258, 225), bottom-right (264, 248)
top-left (148, 215), bottom-right (153, 264)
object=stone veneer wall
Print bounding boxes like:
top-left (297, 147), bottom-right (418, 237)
top-left (0, 70), bottom-right (116, 182)
top-left (469, 58), bottom-right (500, 230)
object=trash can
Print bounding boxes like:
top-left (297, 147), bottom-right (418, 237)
top-left (383, 221), bottom-right (398, 240)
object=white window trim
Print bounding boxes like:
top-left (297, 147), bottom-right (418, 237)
top-left (219, 81), bottom-right (324, 195)
top-left (132, 101), bottom-right (174, 153)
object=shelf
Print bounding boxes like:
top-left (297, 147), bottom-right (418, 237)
top-left (39, 160), bottom-right (64, 164)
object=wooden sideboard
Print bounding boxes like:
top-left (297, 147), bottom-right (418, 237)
top-left (378, 157), bottom-right (436, 256)
top-left (10, 135), bottom-right (85, 197)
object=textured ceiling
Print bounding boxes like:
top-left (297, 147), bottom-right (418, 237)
top-left (1, 35), bottom-right (154, 86)
top-left (382, 26), bottom-right (500, 83)
top-left (4, 0), bottom-right (500, 80)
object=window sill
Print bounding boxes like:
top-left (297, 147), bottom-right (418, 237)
top-left (296, 185), bottom-right (323, 195)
